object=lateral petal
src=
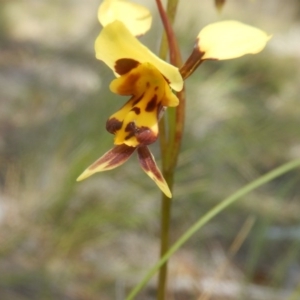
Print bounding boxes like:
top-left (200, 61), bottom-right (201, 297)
top-left (198, 20), bottom-right (271, 60)
top-left (137, 146), bottom-right (172, 198)
top-left (95, 20), bottom-right (183, 91)
top-left (98, 0), bottom-right (152, 36)
top-left (77, 144), bottom-right (136, 181)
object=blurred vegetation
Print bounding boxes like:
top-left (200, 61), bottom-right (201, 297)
top-left (0, 0), bottom-right (300, 299)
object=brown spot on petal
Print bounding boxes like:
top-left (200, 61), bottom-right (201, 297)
top-left (145, 95), bottom-right (157, 112)
top-left (106, 118), bottom-right (123, 134)
top-left (124, 122), bottom-right (136, 141)
top-left (131, 107), bottom-right (141, 115)
top-left (154, 86), bottom-right (159, 91)
top-left (125, 122), bottom-right (135, 132)
top-left (115, 58), bottom-right (140, 75)
top-left (125, 133), bottom-right (135, 141)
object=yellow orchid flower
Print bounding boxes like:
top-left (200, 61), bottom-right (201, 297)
top-left (98, 0), bottom-right (152, 36)
top-left (77, 0), bottom-right (271, 198)
top-left (77, 20), bottom-right (183, 198)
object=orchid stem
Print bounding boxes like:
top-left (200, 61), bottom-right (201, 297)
top-left (156, 0), bottom-right (183, 299)
top-left (157, 174), bottom-right (173, 300)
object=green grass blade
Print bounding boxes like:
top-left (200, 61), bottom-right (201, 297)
top-left (126, 159), bottom-right (300, 300)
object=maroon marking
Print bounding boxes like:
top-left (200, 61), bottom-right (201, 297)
top-left (114, 58), bottom-right (140, 75)
top-left (125, 133), bottom-right (135, 140)
top-left (145, 95), bottom-right (157, 112)
top-left (89, 144), bottom-right (135, 170)
top-left (154, 86), bottom-right (159, 91)
top-left (125, 132), bottom-right (134, 141)
top-left (146, 82), bottom-right (150, 88)
top-left (125, 122), bottom-right (135, 132)
top-left (106, 145), bottom-right (136, 168)
top-left (137, 146), bottom-right (164, 181)
top-left (106, 118), bottom-right (123, 134)
top-left (124, 122), bottom-right (136, 140)
top-left (123, 122), bottom-right (157, 145)
top-left (131, 107), bottom-right (141, 115)
top-left (179, 39), bottom-right (206, 80)
top-left (136, 127), bottom-right (157, 145)
top-left (162, 75), bottom-right (170, 84)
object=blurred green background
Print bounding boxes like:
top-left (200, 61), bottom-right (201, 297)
top-left (1, 0), bottom-right (300, 299)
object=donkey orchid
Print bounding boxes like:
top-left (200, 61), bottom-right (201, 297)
top-left (77, 0), bottom-right (271, 198)
top-left (77, 20), bottom-right (183, 198)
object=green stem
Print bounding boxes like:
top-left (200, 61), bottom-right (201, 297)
top-left (161, 0), bottom-right (184, 172)
top-left (126, 159), bottom-right (300, 300)
top-left (169, 87), bottom-right (185, 171)
top-left (155, 0), bottom-right (182, 299)
top-left (157, 173), bottom-right (173, 300)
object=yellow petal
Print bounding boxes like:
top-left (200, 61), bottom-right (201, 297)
top-left (137, 146), bottom-right (172, 198)
top-left (76, 145), bottom-right (135, 181)
top-left (198, 20), bottom-right (271, 60)
top-left (98, 0), bottom-right (152, 36)
top-left (95, 20), bottom-right (183, 91)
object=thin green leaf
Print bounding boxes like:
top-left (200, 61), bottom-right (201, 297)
top-left (126, 158), bottom-right (300, 299)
